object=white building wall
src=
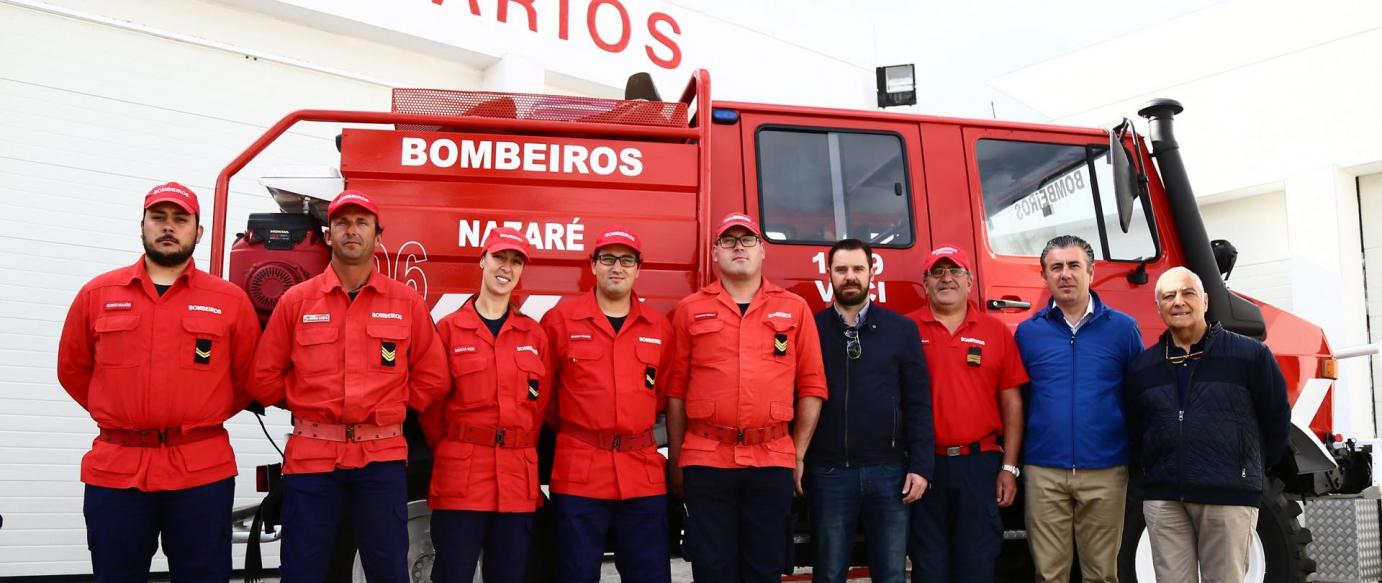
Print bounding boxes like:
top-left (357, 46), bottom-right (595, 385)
top-left (1200, 191), bottom-right (1292, 310)
top-left (0, 0), bottom-right (876, 576)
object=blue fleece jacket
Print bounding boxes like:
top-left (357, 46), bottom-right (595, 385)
top-left (1015, 292), bottom-right (1144, 469)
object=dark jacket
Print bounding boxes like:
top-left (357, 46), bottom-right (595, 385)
top-left (1125, 323), bottom-right (1291, 506)
top-left (1016, 292), bottom-right (1144, 469)
top-left (809, 303), bottom-right (935, 479)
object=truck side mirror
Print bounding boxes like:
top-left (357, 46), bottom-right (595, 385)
top-left (1109, 120), bottom-right (1149, 233)
top-left (1212, 239), bottom-right (1239, 281)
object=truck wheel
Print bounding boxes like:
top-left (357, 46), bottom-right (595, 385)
top-left (1118, 477), bottom-right (1315, 583)
top-left (353, 501), bottom-right (437, 583)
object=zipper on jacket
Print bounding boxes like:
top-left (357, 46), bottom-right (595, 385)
top-left (844, 342), bottom-right (851, 468)
top-left (1175, 358), bottom-right (1198, 501)
top-left (891, 392), bottom-right (898, 450)
top-left (1069, 331), bottom-right (1077, 471)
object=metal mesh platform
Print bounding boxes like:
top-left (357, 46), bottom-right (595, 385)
top-left (392, 88), bottom-right (689, 131)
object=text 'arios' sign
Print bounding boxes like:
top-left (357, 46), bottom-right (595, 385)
top-left (341, 129), bottom-right (698, 189)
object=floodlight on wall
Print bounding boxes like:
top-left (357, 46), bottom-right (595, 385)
top-left (876, 64), bottom-right (917, 108)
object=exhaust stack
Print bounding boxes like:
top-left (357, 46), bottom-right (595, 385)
top-left (1138, 99), bottom-right (1266, 338)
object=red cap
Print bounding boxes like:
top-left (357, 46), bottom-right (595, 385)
top-left (593, 227), bottom-right (642, 255)
top-left (327, 190), bottom-right (380, 221)
top-left (715, 212), bottom-right (761, 238)
top-left (482, 227), bottom-right (530, 259)
top-left (924, 244), bottom-right (972, 272)
top-left (143, 182), bottom-right (200, 216)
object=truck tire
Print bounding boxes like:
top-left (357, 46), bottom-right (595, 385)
top-left (1117, 477), bottom-right (1315, 583)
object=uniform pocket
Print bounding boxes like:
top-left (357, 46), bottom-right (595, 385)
top-left (764, 318), bottom-right (798, 364)
top-left (556, 446), bottom-right (593, 484)
top-left (686, 399), bottom-right (715, 420)
top-left (452, 355), bottom-right (490, 406)
top-left (366, 324), bottom-right (410, 373)
top-left (524, 448), bottom-right (542, 500)
top-left (293, 326), bottom-right (340, 375)
top-left (688, 318), bottom-right (728, 364)
top-left (176, 432), bottom-right (232, 472)
top-left (515, 353), bottom-right (546, 405)
top-left (93, 314), bottom-right (141, 367)
top-left (431, 442), bottom-right (475, 498)
top-left (180, 317), bottom-right (228, 371)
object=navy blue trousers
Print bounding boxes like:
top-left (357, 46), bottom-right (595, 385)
top-left (553, 493), bottom-right (671, 583)
top-left (907, 452), bottom-right (1003, 583)
top-left (682, 466), bottom-right (794, 583)
top-left (280, 461), bottom-right (408, 583)
top-left (430, 509), bottom-right (534, 583)
top-left (84, 477), bottom-right (234, 583)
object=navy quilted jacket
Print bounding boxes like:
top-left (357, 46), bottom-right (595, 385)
top-left (1125, 324), bottom-right (1291, 506)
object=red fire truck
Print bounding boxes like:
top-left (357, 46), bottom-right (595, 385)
top-left (221, 70), bottom-right (1369, 582)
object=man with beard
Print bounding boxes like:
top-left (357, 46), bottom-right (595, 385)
top-left (58, 182), bottom-right (261, 581)
top-left (804, 238), bottom-right (933, 583)
top-left (906, 244), bottom-right (1027, 583)
top-left (250, 190), bottom-right (450, 583)
top-left (540, 228), bottom-right (673, 583)
top-left (664, 212), bottom-right (828, 583)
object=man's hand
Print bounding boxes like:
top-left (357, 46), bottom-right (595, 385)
top-left (669, 465), bottom-right (685, 500)
top-left (901, 473), bottom-right (928, 504)
top-left (794, 459), bottom-right (805, 497)
top-left (996, 468), bottom-right (1017, 508)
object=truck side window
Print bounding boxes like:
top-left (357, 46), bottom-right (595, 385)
top-left (757, 128), bottom-right (913, 247)
top-left (976, 139), bottom-right (1157, 261)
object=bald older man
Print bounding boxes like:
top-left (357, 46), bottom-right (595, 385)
top-left (1124, 267), bottom-right (1290, 583)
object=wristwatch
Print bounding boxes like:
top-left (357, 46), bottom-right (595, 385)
top-left (1002, 464), bottom-right (1021, 478)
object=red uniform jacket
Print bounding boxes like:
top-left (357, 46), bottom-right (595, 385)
top-left (249, 267), bottom-right (449, 475)
top-left (541, 291), bottom-right (672, 500)
top-left (665, 279), bottom-right (829, 469)
top-left (57, 258), bottom-right (259, 491)
top-left (423, 302), bottom-right (553, 512)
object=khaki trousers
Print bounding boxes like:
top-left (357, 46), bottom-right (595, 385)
top-left (1143, 500), bottom-right (1259, 583)
top-left (1023, 465), bottom-right (1128, 583)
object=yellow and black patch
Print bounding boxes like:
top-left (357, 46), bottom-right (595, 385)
top-left (966, 346), bottom-right (982, 368)
top-left (527, 379), bottom-right (540, 401)
top-left (194, 339), bottom-right (212, 365)
top-left (380, 342), bottom-right (397, 367)
top-left (773, 333), bottom-right (789, 356)
top-left (644, 366), bottom-right (657, 390)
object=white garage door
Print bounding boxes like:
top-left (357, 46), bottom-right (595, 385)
top-left (0, 3), bottom-right (406, 576)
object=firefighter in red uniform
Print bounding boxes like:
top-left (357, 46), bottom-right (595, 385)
top-left (905, 245), bottom-right (1027, 583)
top-left (249, 190), bottom-right (449, 583)
top-left (421, 227), bottom-right (553, 583)
top-left (665, 212), bottom-right (829, 583)
top-left (541, 227), bottom-right (673, 583)
top-left (57, 182), bottom-right (260, 582)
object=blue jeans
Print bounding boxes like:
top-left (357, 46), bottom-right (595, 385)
top-left (805, 462), bottom-right (908, 583)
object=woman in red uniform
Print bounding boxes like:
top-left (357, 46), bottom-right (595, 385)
top-left (422, 227), bottom-right (553, 583)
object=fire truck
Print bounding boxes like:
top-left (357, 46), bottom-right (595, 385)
top-left (219, 70), bottom-right (1374, 582)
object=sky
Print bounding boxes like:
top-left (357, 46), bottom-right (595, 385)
top-left (824, 1), bottom-right (1225, 122)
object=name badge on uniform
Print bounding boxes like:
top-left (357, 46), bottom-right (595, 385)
top-left (645, 367), bottom-right (657, 390)
top-left (966, 346), bottom-right (982, 367)
top-left (527, 379), bottom-right (540, 401)
top-left (773, 333), bottom-right (789, 356)
top-left (194, 339), bottom-right (212, 365)
top-left (380, 342), bottom-right (397, 367)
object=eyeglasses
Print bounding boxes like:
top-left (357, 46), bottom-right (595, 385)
top-left (843, 328), bottom-right (861, 360)
top-left (927, 267), bottom-right (968, 278)
top-left (716, 235), bottom-right (761, 249)
top-left (595, 254), bottom-right (638, 267)
top-left (1163, 343), bottom-right (1204, 365)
